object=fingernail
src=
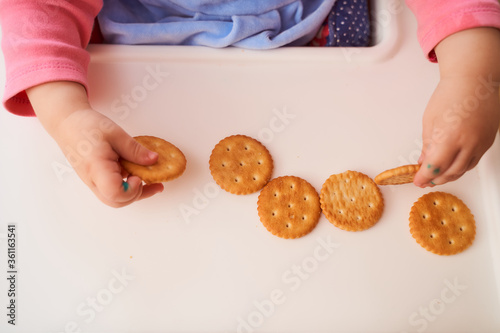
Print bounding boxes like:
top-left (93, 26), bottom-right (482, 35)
top-left (148, 151), bottom-right (159, 160)
top-left (122, 181), bottom-right (129, 192)
top-left (432, 168), bottom-right (440, 175)
top-left (430, 181), bottom-right (436, 186)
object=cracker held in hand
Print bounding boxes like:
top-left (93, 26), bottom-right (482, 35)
top-left (209, 135), bottom-right (273, 195)
top-left (320, 171), bottom-right (384, 231)
top-left (374, 164), bottom-right (420, 185)
top-left (409, 191), bottom-right (476, 255)
top-left (120, 136), bottom-right (186, 184)
top-left (258, 176), bottom-right (321, 239)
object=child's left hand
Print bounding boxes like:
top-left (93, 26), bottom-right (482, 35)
top-left (413, 75), bottom-right (500, 187)
top-left (413, 27), bottom-right (500, 187)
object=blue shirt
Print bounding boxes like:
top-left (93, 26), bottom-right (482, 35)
top-left (98, 0), bottom-right (336, 49)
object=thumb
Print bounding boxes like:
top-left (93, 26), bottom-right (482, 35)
top-left (419, 119), bottom-right (435, 164)
top-left (112, 132), bottom-right (158, 166)
top-left (414, 123), bottom-right (435, 186)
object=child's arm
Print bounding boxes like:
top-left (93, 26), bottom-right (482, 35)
top-left (27, 81), bottom-right (164, 207)
top-left (0, 0), bottom-right (101, 116)
top-left (405, 0), bottom-right (500, 186)
top-left (1, 0), bottom-right (164, 207)
top-left (413, 27), bottom-right (500, 187)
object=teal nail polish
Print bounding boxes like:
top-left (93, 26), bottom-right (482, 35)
top-left (427, 164), bottom-right (432, 169)
top-left (122, 181), bottom-right (129, 192)
top-left (433, 168), bottom-right (440, 175)
top-left (430, 181), bottom-right (436, 185)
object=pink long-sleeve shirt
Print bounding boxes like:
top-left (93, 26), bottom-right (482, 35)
top-left (1, 0), bottom-right (500, 117)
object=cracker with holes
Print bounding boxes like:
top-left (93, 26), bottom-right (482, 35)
top-left (409, 191), bottom-right (476, 255)
top-left (209, 135), bottom-right (273, 195)
top-left (120, 136), bottom-right (186, 184)
top-left (320, 171), bottom-right (384, 231)
top-left (257, 176), bottom-right (321, 239)
top-left (374, 164), bottom-right (420, 185)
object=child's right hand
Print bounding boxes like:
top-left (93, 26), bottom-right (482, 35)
top-left (55, 108), bottom-right (164, 207)
top-left (27, 81), bottom-right (164, 207)
top-left (413, 27), bottom-right (500, 188)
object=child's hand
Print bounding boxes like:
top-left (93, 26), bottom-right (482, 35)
top-left (27, 81), bottom-right (164, 207)
top-left (413, 27), bottom-right (500, 187)
top-left (56, 108), bottom-right (164, 207)
top-left (413, 76), bottom-right (500, 187)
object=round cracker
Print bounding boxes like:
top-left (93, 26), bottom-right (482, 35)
top-left (120, 136), bottom-right (186, 184)
top-left (209, 135), bottom-right (273, 195)
top-left (409, 191), bottom-right (476, 255)
top-left (320, 171), bottom-right (384, 231)
top-left (374, 164), bottom-right (420, 185)
top-left (258, 176), bottom-right (321, 239)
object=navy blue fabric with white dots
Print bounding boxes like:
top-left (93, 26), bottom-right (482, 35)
top-left (327, 0), bottom-right (371, 46)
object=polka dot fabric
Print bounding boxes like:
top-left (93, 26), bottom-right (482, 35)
top-left (309, 0), bottom-right (371, 47)
top-left (329, 0), bottom-right (370, 46)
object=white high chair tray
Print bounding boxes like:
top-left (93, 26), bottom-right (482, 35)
top-left (1, 1), bottom-right (500, 332)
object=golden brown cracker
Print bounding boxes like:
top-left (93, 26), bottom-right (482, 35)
top-left (374, 164), bottom-right (421, 185)
top-left (209, 135), bottom-right (273, 195)
top-left (257, 176), bottom-right (321, 239)
top-left (320, 171), bottom-right (384, 231)
top-left (120, 136), bottom-right (186, 184)
top-left (409, 191), bottom-right (476, 255)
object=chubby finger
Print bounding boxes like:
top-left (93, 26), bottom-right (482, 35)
top-left (429, 150), bottom-right (472, 186)
top-left (84, 158), bottom-right (147, 207)
top-left (465, 155), bottom-right (481, 171)
top-left (93, 169), bottom-right (144, 207)
top-left (94, 175), bottom-right (163, 208)
top-left (120, 167), bottom-right (129, 179)
top-left (413, 143), bottom-right (459, 187)
top-left (119, 162), bottom-right (164, 201)
top-left (111, 130), bottom-right (158, 166)
top-left (138, 183), bottom-right (165, 201)
top-left (418, 124), bottom-right (434, 165)
top-left (122, 174), bottom-right (165, 201)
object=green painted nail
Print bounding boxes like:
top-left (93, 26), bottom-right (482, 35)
top-left (430, 181), bottom-right (436, 185)
top-left (122, 181), bottom-right (129, 192)
top-left (433, 168), bottom-right (440, 175)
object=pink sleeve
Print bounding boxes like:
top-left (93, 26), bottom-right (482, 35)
top-left (405, 0), bottom-right (500, 62)
top-left (0, 0), bottom-right (103, 116)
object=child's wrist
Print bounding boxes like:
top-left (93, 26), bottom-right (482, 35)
top-left (435, 27), bottom-right (500, 81)
top-left (27, 81), bottom-right (92, 135)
